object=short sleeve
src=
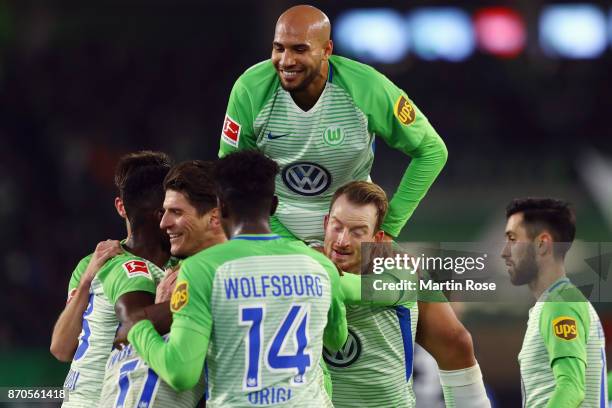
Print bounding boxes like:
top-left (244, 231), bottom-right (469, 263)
top-left (169, 256), bottom-right (214, 336)
top-left (219, 79), bottom-right (257, 156)
top-left (102, 258), bottom-right (158, 304)
top-left (68, 254), bottom-right (93, 294)
top-left (540, 301), bottom-right (590, 365)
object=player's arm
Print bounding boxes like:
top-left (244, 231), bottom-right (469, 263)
top-left (321, 260), bottom-right (348, 352)
top-left (128, 259), bottom-right (213, 392)
top-left (218, 79), bottom-right (257, 157)
top-left (50, 240), bottom-right (122, 362)
top-left (540, 301), bottom-right (590, 408)
top-left (114, 301), bottom-right (173, 346)
top-left (367, 77), bottom-right (448, 238)
top-left (417, 301), bottom-right (490, 408)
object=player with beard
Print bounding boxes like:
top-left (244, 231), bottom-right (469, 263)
top-left (502, 198), bottom-right (607, 407)
top-left (322, 181), bottom-right (490, 408)
top-left (219, 5), bottom-right (447, 244)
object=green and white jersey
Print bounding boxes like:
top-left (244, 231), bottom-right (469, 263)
top-left (220, 55), bottom-right (444, 241)
top-left (62, 253), bottom-right (165, 407)
top-left (174, 234), bottom-right (347, 407)
top-left (518, 278), bottom-right (607, 407)
top-left (66, 254), bottom-right (93, 303)
top-left (323, 301), bottom-right (419, 408)
top-left (100, 335), bottom-right (206, 408)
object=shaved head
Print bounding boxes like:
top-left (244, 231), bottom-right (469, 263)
top-left (275, 5), bottom-right (331, 46)
top-left (272, 5), bottom-right (333, 106)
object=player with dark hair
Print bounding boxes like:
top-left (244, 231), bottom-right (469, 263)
top-left (127, 150), bottom-right (347, 407)
top-left (101, 160), bottom-right (225, 408)
top-left (51, 151), bottom-right (173, 362)
top-left (60, 163), bottom-right (171, 407)
top-left (502, 197), bottom-right (607, 407)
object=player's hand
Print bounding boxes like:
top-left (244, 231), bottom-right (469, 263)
top-left (83, 240), bottom-right (123, 283)
top-left (155, 266), bottom-right (179, 303)
top-left (113, 321), bottom-right (134, 349)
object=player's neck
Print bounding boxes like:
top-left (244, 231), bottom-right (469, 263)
top-left (529, 262), bottom-right (566, 299)
top-left (290, 61), bottom-right (329, 111)
top-left (124, 232), bottom-right (170, 269)
top-left (224, 218), bottom-right (273, 239)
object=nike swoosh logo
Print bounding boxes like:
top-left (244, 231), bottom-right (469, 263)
top-left (267, 132), bottom-right (291, 140)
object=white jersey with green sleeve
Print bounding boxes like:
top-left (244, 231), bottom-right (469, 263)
top-left (219, 55), bottom-right (446, 241)
top-left (323, 300), bottom-right (419, 408)
top-left (99, 334), bottom-right (206, 408)
top-left (518, 278), bottom-right (607, 407)
top-left (173, 234), bottom-right (347, 407)
top-left (62, 252), bottom-right (165, 407)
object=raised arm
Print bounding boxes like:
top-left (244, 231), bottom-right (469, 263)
top-left (50, 240), bottom-right (122, 362)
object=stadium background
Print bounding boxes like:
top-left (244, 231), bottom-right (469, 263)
top-left (0, 1), bottom-right (610, 406)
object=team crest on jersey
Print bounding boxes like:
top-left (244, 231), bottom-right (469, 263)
top-left (552, 316), bottom-right (578, 340)
top-left (322, 329), bottom-right (361, 367)
top-left (171, 281), bottom-right (189, 312)
top-left (323, 126), bottom-right (345, 146)
top-left (122, 260), bottom-right (152, 280)
top-left (393, 95), bottom-right (416, 126)
top-left (222, 114), bottom-right (241, 147)
top-left (282, 161), bottom-right (332, 196)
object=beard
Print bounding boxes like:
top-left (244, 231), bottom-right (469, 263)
top-left (279, 66), bottom-right (320, 93)
top-left (510, 244), bottom-right (538, 286)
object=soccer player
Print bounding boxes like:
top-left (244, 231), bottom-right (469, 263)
top-left (322, 181), bottom-right (490, 408)
top-left (50, 151), bottom-right (172, 362)
top-left (100, 160), bottom-right (225, 408)
top-left (61, 163), bottom-right (172, 407)
top-left (502, 198), bottom-right (607, 407)
top-left (127, 150), bottom-right (348, 407)
top-left (219, 4), bottom-right (447, 243)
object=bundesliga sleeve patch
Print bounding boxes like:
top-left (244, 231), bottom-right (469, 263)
top-left (170, 281), bottom-right (189, 312)
top-left (393, 95), bottom-right (416, 126)
top-left (552, 316), bottom-right (578, 340)
top-left (221, 114), bottom-right (241, 147)
top-left (122, 260), bottom-right (152, 280)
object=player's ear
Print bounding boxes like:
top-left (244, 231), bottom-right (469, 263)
top-left (208, 208), bottom-right (220, 227)
top-left (323, 214), bottom-right (329, 230)
top-left (373, 230), bottom-right (385, 243)
top-left (115, 197), bottom-right (126, 219)
top-left (323, 40), bottom-right (333, 60)
top-left (536, 232), bottom-right (553, 256)
top-left (270, 196), bottom-right (278, 216)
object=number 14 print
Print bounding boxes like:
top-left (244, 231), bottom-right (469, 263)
top-left (239, 304), bottom-right (312, 391)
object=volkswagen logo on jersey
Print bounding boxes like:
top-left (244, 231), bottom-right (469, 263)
top-left (282, 162), bottom-right (332, 196)
top-left (322, 329), bottom-right (361, 368)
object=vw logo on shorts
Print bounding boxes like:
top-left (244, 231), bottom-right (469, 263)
top-left (282, 162), bottom-right (332, 196)
top-left (322, 329), bottom-right (361, 368)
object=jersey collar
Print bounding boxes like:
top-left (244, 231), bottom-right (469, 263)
top-left (231, 233), bottom-right (281, 241)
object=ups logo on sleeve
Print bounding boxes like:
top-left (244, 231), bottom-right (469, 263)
top-left (171, 281), bottom-right (189, 312)
top-left (552, 316), bottom-right (578, 340)
top-left (393, 95), bottom-right (416, 126)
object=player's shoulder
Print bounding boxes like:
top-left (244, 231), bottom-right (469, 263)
top-left (540, 281), bottom-right (590, 321)
top-left (330, 55), bottom-right (391, 86)
top-left (236, 59), bottom-right (279, 90)
top-left (98, 252), bottom-right (154, 282)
